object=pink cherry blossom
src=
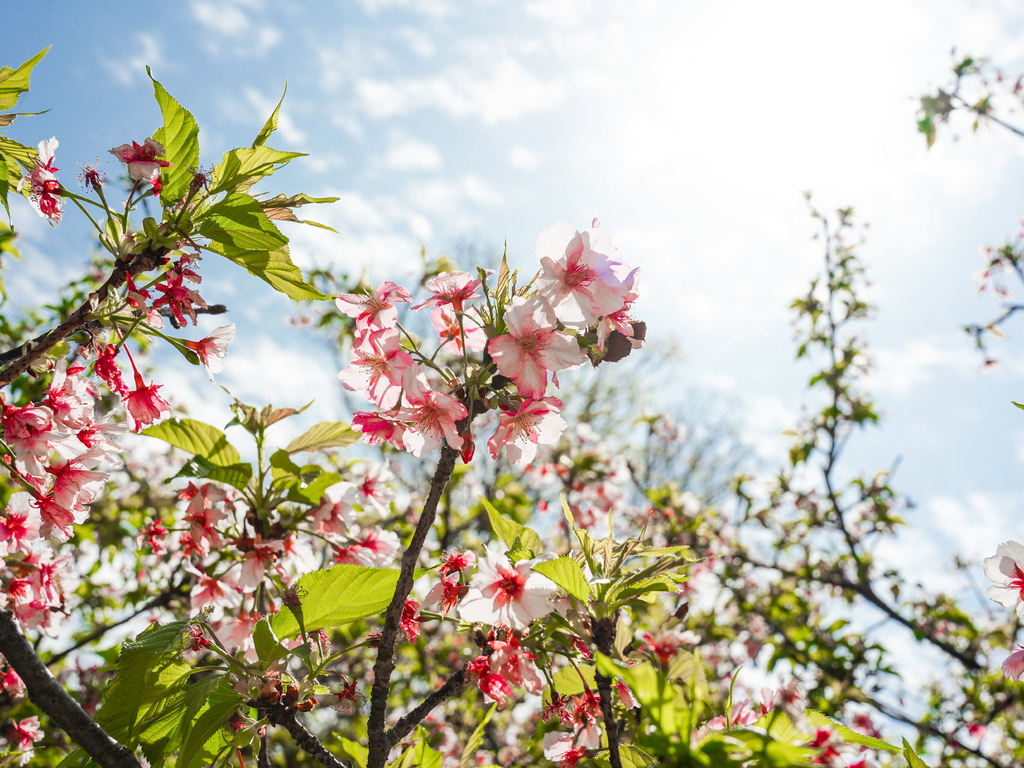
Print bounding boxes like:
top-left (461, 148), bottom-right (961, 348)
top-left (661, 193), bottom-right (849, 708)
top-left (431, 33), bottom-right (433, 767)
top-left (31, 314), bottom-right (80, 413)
top-left (0, 493), bottom-right (41, 557)
top-left (310, 482), bottom-right (357, 538)
top-left (237, 534), bottom-right (285, 592)
top-left (335, 281), bottom-right (412, 341)
top-left (488, 396), bottom-right (567, 467)
top-left (351, 410), bottom-right (406, 451)
top-left (984, 540), bottom-right (1024, 618)
top-left (430, 307), bottom-right (486, 354)
top-left (458, 548), bottom-right (556, 630)
top-left (18, 138), bottom-right (63, 223)
top-left (185, 324), bottom-right (236, 381)
top-left (1003, 645), bottom-right (1024, 681)
top-left (108, 137), bottom-right (171, 186)
top-left (488, 295), bottom-right (587, 400)
top-left (423, 574), bottom-right (467, 618)
top-left (542, 732), bottom-right (588, 768)
top-left (535, 221), bottom-right (635, 329)
top-left (396, 367), bottom-right (468, 457)
top-left (354, 462), bottom-right (395, 516)
top-left (412, 271), bottom-right (482, 312)
top-left (332, 526), bottom-right (400, 567)
top-left (488, 633), bottom-right (544, 695)
top-left (339, 328), bottom-right (415, 409)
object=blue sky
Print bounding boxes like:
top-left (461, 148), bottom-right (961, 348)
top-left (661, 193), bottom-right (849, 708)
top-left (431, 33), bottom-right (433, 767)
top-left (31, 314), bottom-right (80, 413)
top-left (7, 1), bottom-right (1024, 638)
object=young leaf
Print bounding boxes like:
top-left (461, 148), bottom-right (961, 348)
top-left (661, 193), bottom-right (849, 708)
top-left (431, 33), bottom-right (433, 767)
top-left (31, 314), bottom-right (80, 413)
top-left (532, 556), bottom-right (590, 603)
top-left (200, 191), bottom-right (288, 252)
top-left (0, 47), bottom-right (49, 111)
top-left (209, 146), bottom-right (304, 197)
top-left (459, 703), bottom-right (497, 768)
top-left (480, 496), bottom-right (544, 554)
top-left (902, 738), bottom-right (931, 767)
top-left (252, 84), bottom-right (286, 148)
top-left (551, 665), bottom-right (596, 697)
top-left (270, 564), bottom-right (400, 639)
top-left (589, 745), bottom-right (658, 768)
top-left (171, 454), bottom-right (253, 492)
top-left (338, 738), bottom-right (369, 768)
top-left (286, 421), bottom-right (359, 453)
top-left (142, 419), bottom-right (241, 466)
top-left (148, 68), bottom-right (200, 204)
top-left (395, 727), bottom-right (443, 768)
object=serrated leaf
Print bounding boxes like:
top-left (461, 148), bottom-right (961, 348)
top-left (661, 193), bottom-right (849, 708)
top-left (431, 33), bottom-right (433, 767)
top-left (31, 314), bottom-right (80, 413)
top-left (178, 677), bottom-right (245, 768)
top-left (171, 455), bottom-right (253, 492)
top-left (0, 48), bottom-right (49, 111)
top-left (903, 738), bottom-right (930, 767)
top-left (253, 618), bottom-right (285, 663)
top-left (139, 674), bottom-right (221, 765)
top-left (200, 191), bottom-right (288, 252)
top-left (589, 745), bottom-right (658, 768)
top-left (459, 703), bottom-right (497, 768)
top-left (532, 556), bottom-right (590, 603)
top-left (286, 421), bottom-right (359, 453)
top-left (480, 496), bottom-right (544, 554)
top-left (252, 84), bottom-right (286, 148)
top-left (94, 621), bottom-right (192, 747)
top-left (270, 564), bottom-right (400, 639)
top-left (209, 146), bottom-right (304, 196)
top-left (143, 419), bottom-right (241, 466)
top-left (148, 68), bottom-right (200, 203)
top-left (804, 710), bottom-right (899, 752)
top-left (217, 246), bottom-right (328, 300)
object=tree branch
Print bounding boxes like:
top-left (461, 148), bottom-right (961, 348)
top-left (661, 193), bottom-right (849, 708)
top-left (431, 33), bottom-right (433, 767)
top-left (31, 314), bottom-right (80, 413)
top-left (0, 610), bottom-right (141, 768)
top-left (385, 663), bottom-right (469, 748)
top-left (272, 707), bottom-right (348, 768)
top-left (366, 444), bottom-right (460, 768)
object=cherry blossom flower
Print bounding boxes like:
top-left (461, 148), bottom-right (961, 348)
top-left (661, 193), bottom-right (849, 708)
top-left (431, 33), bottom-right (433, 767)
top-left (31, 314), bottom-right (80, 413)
top-left (439, 549), bottom-right (476, 577)
top-left (335, 281), bottom-right (411, 341)
top-left (0, 493), bottom-right (41, 557)
top-left (488, 295), bottom-right (587, 400)
top-left (123, 370), bottom-right (171, 432)
top-left (333, 526), bottom-right (400, 567)
top-left (351, 410), bottom-right (406, 451)
top-left (236, 534), bottom-right (285, 592)
top-left (984, 540), bottom-right (1024, 617)
top-left (430, 306), bottom-right (486, 354)
top-left (396, 367), bottom-right (468, 457)
top-left (458, 548), bottom-right (557, 630)
top-left (185, 324), bottom-right (235, 380)
top-left (400, 598), bottom-right (421, 641)
top-left (488, 633), bottom-right (544, 695)
top-left (153, 256), bottom-right (207, 328)
top-left (354, 462), bottom-right (395, 516)
top-left (184, 562), bottom-right (241, 621)
top-left (423, 574), bottom-right (467, 617)
top-left (535, 220), bottom-right (636, 329)
top-left (339, 328), bottom-right (415, 409)
top-left (18, 138), bottom-right (63, 223)
top-left (135, 517), bottom-right (169, 556)
top-left (10, 715), bottom-right (41, 758)
top-left (108, 138), bottom-right (171, 188)
top-left (1003, 645), bottom-right (1024, 681)
top-left (310, 482), bottom-right (357, 538)
top-left (468, 656), bottom-right (514, 706)
top-left (542, 732), bottom-right (588, 768)
top-left (412, 271), bottom-right (482, 312)
top-left (487, 396), bottom-right (567, 467)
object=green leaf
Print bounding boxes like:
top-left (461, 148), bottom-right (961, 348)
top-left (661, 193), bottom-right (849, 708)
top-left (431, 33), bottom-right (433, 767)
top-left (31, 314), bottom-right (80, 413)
top-left (217, 246), bottom-right (328, 300)
top-left (270, 564), bottom-right (400, 639)
top-left (0, 48), bottom-right (49, 111)
top-left (201, 192), bottom-right (288, 252)
top-left (903, 738), bottom-right (930, 767)
top-left (143, 419), bottom-right (241, 466)
top-left (338, 738), bottom-right (369, 768)
top-left (139, 674), bottom-right (221, 765)
top-left (551, 664), bottom-right (596, 697)
top-left (395, 727), bottom-right (443, 768)
top-left (286, 421), bottom-right (359, 453)
top-left (178, 677), bottom-right (246, 768)
top-left (94, 621), bottom-right (192, 747)
top-left (171, 454), bottom-right (253, 492)
top-left (532, 556), bottom-right (590, 603)
top-left (253, 617), bottom-right (286, 663)
top-left (288, 471), bottom-right (344, 505)
top-left (804, 710), bottom-right (899, 752)
top-left (209, 146), bottom-right (304, 197)
top-left (148, 68), bottom-right (200, 204)
top-left (459, 703), bottom-right (497, 768)
top-left (1013, 401), bottom-right (1024, 411)
top-left (480, 496), bottom-right (544, 554)
top-left (589, 745), bottom-right (658, 768)
top-left (252, 84), bottom-right (286, 148)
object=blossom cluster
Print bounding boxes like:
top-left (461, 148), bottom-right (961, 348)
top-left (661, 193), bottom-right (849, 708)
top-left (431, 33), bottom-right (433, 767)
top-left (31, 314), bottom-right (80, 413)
top-left (339, 220), bottom-right (641, 465)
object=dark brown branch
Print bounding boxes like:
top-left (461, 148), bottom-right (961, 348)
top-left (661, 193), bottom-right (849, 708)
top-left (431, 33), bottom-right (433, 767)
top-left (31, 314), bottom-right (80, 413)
top-left (0, 247), bottom-right (168, 386)
top-left (367, 444), bottom-right (460, 768)
top-left (273, 708), bottom-right (348, 768)
top-left (591, 615), bottom-right (622, 768)
top-left (0, 610), bottom-right (141, 768)
top-left (385, 664), bottom-right (469, 748)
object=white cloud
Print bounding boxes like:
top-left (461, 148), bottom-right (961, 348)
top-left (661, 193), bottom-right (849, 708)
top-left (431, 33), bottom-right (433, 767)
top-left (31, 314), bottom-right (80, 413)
top-left (188, 0), bottom-right (282, 56)
top-left (353, 58), bottom-right (565, 123)
top-left (509, 146), bottom-right (539, 170)
top-left (379, 131), bottom-right (444, 171)
top-left (356, 0), bottom-right (454, 17)
top-left (103, 33), bottom-right (164, 86)
top-left (870, 338), bottom-right (977, 396)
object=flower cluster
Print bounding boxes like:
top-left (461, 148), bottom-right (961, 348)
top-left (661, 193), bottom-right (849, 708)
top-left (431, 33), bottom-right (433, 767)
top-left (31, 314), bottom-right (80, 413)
top-left (341, 221), bottom-right (642, 465)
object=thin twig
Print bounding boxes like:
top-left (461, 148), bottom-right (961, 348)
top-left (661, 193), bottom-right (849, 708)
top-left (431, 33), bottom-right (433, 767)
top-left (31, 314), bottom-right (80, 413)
top-left (385, 664), bottom-right (470, 748)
